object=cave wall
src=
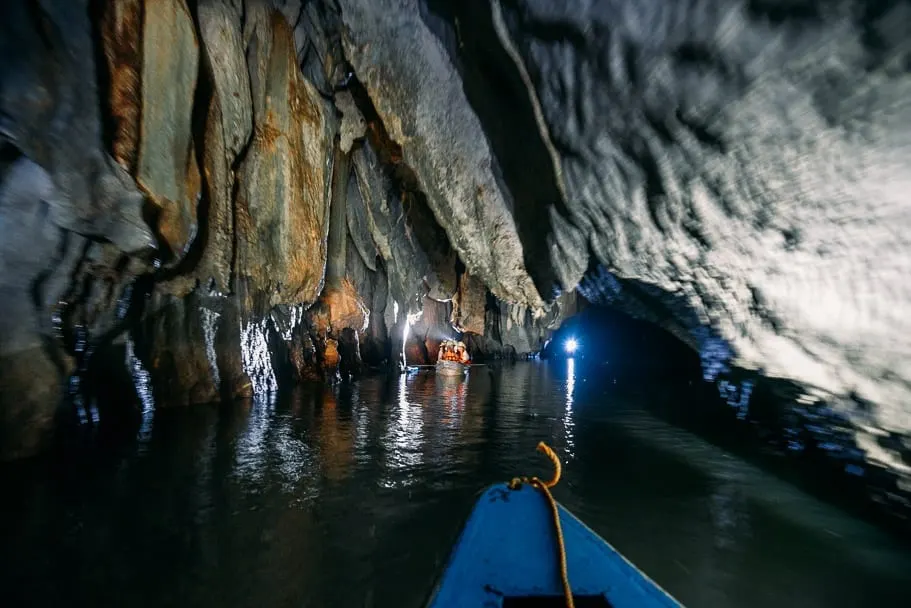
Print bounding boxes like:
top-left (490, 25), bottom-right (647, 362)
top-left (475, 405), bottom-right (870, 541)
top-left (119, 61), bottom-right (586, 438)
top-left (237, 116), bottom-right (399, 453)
top-left (0, 0), bottom-right (154, 459)
top-left (0, 0), bottom-right (567, 460)
top-left (486, 0), bottom-right (911, 431)
top-left (334, 0), bottom-right (911, 475)
top-left (337, 0), bottom-right (543, 307)
top-left (3, 0), bottom-right (909, 487)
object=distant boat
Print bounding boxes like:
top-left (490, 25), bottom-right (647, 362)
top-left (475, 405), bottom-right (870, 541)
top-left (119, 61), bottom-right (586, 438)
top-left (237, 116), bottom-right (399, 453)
top-left (435, 359), bottom-right (468, 377)
top-left (426, 448), bottom-right (682, 607)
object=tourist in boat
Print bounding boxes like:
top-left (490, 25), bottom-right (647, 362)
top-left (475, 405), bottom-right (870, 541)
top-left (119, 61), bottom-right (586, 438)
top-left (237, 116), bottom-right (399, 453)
top-left (437, 340), bottom-right (469, 365)
top-left (437, 340), bottom-right (450, 362)
top-left (455, 341), bottom-right (470, 364)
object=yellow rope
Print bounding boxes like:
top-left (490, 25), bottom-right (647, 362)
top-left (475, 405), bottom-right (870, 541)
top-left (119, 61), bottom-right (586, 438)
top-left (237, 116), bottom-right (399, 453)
top-left (509, 442), bottom-right (574, 608)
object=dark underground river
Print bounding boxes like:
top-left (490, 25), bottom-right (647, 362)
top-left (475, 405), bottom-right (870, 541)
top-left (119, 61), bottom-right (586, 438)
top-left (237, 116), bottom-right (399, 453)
top-left (3, 324), bottom-right (911, 608)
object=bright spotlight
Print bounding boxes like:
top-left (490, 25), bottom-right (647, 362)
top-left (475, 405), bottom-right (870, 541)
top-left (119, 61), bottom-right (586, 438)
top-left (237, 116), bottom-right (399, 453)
top-left (565, 338), bottom-right (578, 354)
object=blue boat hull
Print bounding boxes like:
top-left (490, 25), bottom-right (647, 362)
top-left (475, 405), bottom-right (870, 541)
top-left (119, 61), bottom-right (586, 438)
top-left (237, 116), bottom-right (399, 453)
top-left (427, 483), bottom-right (682, 607)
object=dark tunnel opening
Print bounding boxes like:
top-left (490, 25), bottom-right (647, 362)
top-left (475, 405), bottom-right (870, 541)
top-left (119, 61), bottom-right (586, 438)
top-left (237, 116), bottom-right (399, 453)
top-left (543, 305), bottom-right (703, 379)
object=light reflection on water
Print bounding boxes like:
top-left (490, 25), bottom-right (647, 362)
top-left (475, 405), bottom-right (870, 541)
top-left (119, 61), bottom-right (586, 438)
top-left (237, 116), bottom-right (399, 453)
top-left (352, 383), bottom-right (370, 457)
top-left (233, 391), bottom-right (276, 485)
top-left (382, 371), bottom-right (425, 487)
top-left (200, 307), bottom-right (221, 388)
top-left (241, 318), bottom-right (277, 393)
top-left (2, 362), bottom-right (910, 608)
top-left (126, 335), bottom-right (155, 447)
top-left (564, 358), bottom-right (576, 460)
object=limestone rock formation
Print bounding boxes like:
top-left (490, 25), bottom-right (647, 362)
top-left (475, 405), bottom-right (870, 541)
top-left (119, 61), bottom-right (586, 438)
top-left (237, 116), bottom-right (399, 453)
top-left (0, 0), bottom-right (155, 460)
top-left (309, 279), bottom-right (369, 337)
top-left (336, 90), bottom-right (367, 154)
top-left (486, 0), bottom-right (911, 441)
top-left (236, 6), bottom-right (334, 308)
top-left (100, 0), bottom-right (142, 172)
top-left (350, 141), bottom-right (431, 313)
top-left (0, 0), bottom-right (154, 255)
top-left (337, 0), bottom-right (543, 307)
top-left (196, 0), bottom-right (254, 290)
top-left (344, 236), bottom-right (390, 366)
top-left (451, 272), bottom-right (487, 335)
top-left (138, 292), bottom-right (220, 407)
top-left (346, 171), bottom-right (379, 272)
top-left (135, 0), bottom-right (201, 263)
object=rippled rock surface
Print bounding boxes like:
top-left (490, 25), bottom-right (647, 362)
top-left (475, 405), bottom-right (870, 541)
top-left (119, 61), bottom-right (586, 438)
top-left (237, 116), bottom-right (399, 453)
top-left (487, 0), bottom-right (911, 437)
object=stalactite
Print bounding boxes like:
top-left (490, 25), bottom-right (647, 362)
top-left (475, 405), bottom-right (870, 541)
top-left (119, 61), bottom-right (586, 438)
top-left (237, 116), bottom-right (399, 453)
top-left (326, 143), bottom-right (350, 288)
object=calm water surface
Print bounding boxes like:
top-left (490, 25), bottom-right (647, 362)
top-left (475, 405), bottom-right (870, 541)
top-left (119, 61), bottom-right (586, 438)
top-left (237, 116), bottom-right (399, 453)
top-left (3, 361), bottom-right (909, 607)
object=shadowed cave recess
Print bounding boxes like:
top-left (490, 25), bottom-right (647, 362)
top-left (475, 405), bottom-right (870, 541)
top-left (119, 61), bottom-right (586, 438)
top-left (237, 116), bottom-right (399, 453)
top-left (1, 0), bottom-right (910, 527)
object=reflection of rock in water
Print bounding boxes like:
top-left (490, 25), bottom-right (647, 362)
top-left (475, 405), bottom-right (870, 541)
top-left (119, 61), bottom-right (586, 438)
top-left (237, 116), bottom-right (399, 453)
top-left (317, 386), bottom-right (355, 482)
top-left (233, 392), bottom-right (276, 485)
top-left (615, 410), bottom-right (911, 576)
top-left (694, 371), bottom-right (911, 523)
top-left (437, 374), bottom-right (467, 429)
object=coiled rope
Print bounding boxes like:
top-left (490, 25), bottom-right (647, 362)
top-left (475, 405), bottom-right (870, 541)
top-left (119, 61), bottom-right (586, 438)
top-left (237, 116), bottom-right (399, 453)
top-left (509, 442), bottom-right (573, 608)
